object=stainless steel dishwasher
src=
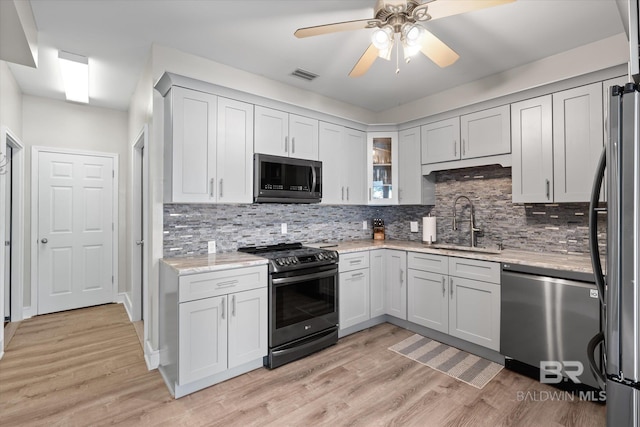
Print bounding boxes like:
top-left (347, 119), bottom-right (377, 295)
top-left (500, 263), bottom-right (600, 389)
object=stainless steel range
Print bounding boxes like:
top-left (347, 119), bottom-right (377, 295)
top-left (238, 243), bottom-right (339, 368)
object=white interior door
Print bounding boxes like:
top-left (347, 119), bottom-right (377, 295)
top-left (37, 151), bottom-right (114, 315)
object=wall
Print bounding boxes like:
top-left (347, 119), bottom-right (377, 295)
top-left (21, 95), bottom-right (128, 312)
top-left (164, 165), bottom-right (604, 257)
top-left (429, 165), bottom-right (606, 255)
top-left (378, 33), bottom-right (629, 125)
top-left (0, 60), bottom-right (23, 138)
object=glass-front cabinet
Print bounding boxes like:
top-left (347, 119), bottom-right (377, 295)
top-left (367, 131), bottom-right (399, 205)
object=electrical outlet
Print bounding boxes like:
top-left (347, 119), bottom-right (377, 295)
top-left (208, 240), bottom-right (216, 254)
top-left (363, 220), bottom-right (368, 230)
top-left (281, 223), bottom-right (287, 234)
top-left (410, 221), bottom-right (419, 233)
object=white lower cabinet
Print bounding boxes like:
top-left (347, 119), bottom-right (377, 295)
top-left (160, 263), bottom-right (268, 398)
top-left (407, 269), bottom-right (448, 334)
top-left (407, 252), bottom-right (501, 351)
top-left (337, 249), bottom-right (500, 352)
top-left (369, 250), bottom-right (386, 317)
top-left (385, 250), bottom-right (407, 319)
top-left (339, 268), bottom-right (370, 330)
top-left (448, 276), bottom-right (500, 351)
top-left (179, 295), bottom-right (228, 384)
top-left (338, 251), bottom-right (371, 332)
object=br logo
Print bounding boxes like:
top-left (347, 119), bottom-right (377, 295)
top-left (540, 361), bottom-right (584, 384)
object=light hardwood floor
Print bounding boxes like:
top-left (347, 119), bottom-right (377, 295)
top-left (0, 304), bottom-right (605, 426)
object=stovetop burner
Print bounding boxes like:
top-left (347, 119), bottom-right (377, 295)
top-left (238, 242), bottom-right (338, 273)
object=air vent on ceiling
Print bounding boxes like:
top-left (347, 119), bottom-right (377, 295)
top-left (291, 68), bottom-right (318, 81)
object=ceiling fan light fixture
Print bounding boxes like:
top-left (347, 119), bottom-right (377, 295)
top-left (371, 26), bottom-right (393, 50)
top-left (402, 23), bottom-right (424, 47)
top-left (402, 41), bottom-right (421, 63)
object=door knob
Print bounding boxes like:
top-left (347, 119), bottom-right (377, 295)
top-left (41, 238), bottom-right (48, 244)
top-left (136, 240), bottom-right (144, 246)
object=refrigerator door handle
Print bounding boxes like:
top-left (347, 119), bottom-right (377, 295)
top-left (587, 331), bottom-right (607, 390)
top-left (589, 145), bottom-right (606, 305)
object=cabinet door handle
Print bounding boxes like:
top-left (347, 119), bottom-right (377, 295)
top-left (284, 136), bottom-right (288, 153)
top-left (349, 259), bottom-right (362, 265)
top-left (346, 187), bottom-right (349, 201)
top-left (450, 277), bottom-right (454, 298)
top-left (442, 276), bottom-right (446, 297)
top-left (219, 179), bottom-right (223, 198)
top-left (221, 297), bottom-right (226, 320)
top-left (462, 139), bottom-right (466, 156)
top-left (292, 137), bottom-right (295, 153)
top-left (453, 140), bottom-right (457, 157)
top-left (369, 188), bottom-right (372, 201)
top-left (351, 272), bottom-right (364, 278)
top-left (210, 178), bottom-right (215, 198)
top-left (400, 269), bottom-right (404, 285)
top-left (341, 186), bottom-right (344, 201)
top-left (545, 179), bottom-right (550, 200)
top-left (232, 295), bottom-right (236, 317)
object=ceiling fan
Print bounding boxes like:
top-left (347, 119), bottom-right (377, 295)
top-left (294, 0), bottom-right (515, 77)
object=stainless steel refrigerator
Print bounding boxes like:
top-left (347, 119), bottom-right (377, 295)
top-left (589, 83), bottom-right (640, 426)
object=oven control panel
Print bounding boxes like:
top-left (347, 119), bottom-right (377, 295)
top-left (271, 250), bottom-right (338, 270)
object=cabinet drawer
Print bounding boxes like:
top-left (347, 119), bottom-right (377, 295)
top-left (179, 265), bottom-right (268, 303)
top-left (448, 257), bottom-right (500, 284)
top-left (408, 252), bottom-right (448, 274)
top-left (339, 251), bottom-right (370, 272)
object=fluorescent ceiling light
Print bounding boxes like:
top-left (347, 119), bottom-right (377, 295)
top-left (58, 50), bottom-right (89, 103)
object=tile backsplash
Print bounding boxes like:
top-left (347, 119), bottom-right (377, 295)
top-left (163, 164), bottom-right (606, 257)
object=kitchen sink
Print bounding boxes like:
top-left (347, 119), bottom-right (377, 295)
top-left (428, 243), bottom-right (502, 255)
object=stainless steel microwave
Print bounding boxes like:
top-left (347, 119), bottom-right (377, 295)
top-left (254, 153), bottom-right (322, 203)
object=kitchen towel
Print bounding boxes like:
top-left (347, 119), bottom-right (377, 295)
top-left (422, 216), bottom-right (436, 243)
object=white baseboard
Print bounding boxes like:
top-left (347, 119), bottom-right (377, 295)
top-left (121, 293), bottom-right (133, 321)
top-left (145, 339), bottom-right (159, 370)
top-left (22, 306), bottom-right (34, 319)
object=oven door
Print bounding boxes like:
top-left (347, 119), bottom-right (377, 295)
top-left (270, 264), bottom-right (338, 348)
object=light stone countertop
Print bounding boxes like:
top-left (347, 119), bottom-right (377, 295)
top-left (161, 252), bottom-right (268, 275)
top-left (306, 239), bottom-right (596, 275)
top-left (161, 239), bottom-right (596, 276)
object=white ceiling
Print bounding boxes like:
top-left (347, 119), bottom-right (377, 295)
top-left (7, 0), bottom-right (626, 112)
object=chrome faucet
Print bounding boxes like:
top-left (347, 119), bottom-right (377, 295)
top-left (452, 195), bottom-right (482, 247)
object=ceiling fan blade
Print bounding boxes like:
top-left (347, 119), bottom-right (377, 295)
top-left (349, 44), bottom-right (379, 77)
top-left (295, 19), bottom-right (380, 38)
top-left (426, 0), bottom-right (515, 21)
top-left (419, 29), bottom-right (459, 67)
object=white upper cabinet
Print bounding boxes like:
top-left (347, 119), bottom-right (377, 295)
top-left (165, 86), bottom-right (217, 203)
top-left (421, 117), bottom-right (460, 164)
top-left (216, 97), bottom-right (254, 203)
top-left (552, 83), bottom-right (603, 202)
top-left (512, 82), bottom-right (606, 203)
top-left (460, 105), bottom-right (511, 159)
top-left (254, 106), bottom-right (318, 160)
top-left (164, 87), bottom-right (254, 204)
top-left (511, 95), bottom-right (554, 203)
top-left (398, 127), bottom-right (423, 205)
top-left (368, 131), bottom-right (399, 205)
top-left (319, 122), bottom-right (366, 205)
top-left (344, 128), bottom-right (367, 204)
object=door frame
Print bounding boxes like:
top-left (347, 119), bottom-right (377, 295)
top-left (0, 126), bottom-right (25, 323)
top-left (129, 125), bottom-right (148, 326)
top-left (30, 146), bottom-right (119, 317)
